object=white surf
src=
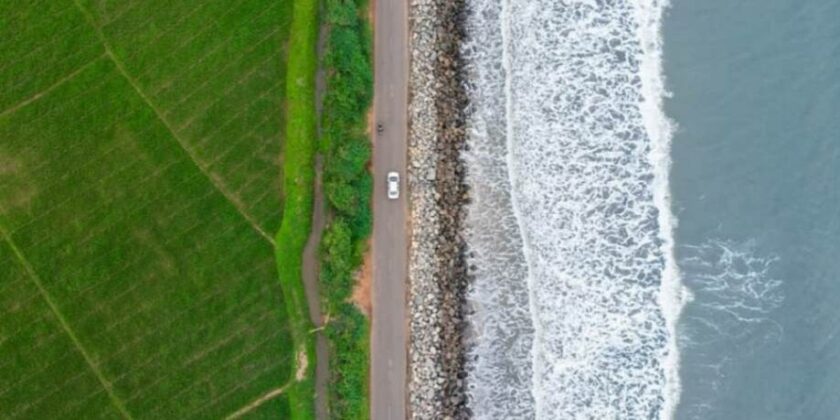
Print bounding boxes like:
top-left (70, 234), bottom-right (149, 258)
top-left (462, 0), bottom-right (686, 418)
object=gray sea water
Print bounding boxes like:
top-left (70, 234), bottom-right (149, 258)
top-left (666, 1), bottom-right (840, 419)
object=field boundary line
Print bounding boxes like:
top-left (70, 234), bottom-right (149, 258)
top-left (0, 224), bottom-right (134, 420)
top-left (0, 54), bottom-right (106, 119)
top-left (224, 383), bottom-right (291, 419)
top-left (69, 0), bottom-right (275, 245)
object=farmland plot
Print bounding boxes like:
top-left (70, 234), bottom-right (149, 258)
top-left (0, 0), bottom-right (297, 418)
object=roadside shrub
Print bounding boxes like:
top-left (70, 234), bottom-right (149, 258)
top-left (326, 302), bottom-right (369, 418)
top-left (318, 0), bottom-right (373, 417)
top-left (325, 180), bottom-right (357, 214)
top-left (347, 175), bottom-right (372, 239)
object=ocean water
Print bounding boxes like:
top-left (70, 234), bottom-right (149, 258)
top-left (666, 1), bottom-right (840, 419)
top-left (462, 0), bottom-right (840, 418)
top-left (462, 0), bottom-right (681, 418)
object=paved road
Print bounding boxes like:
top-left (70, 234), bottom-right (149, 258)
top-left (370, 0), bottom-right (409, 418)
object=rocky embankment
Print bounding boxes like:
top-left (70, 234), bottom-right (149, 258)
top-left (407, 0), bottom-right (469, 418)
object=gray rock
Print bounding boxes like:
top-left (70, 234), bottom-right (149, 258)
top-left (406, 0), bottom-right (470, 418)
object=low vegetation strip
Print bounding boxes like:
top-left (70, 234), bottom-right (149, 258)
top-left (319, 0), bottom-right (374, 417)
top-left (274, 0), bottom-right (321, 418)
top-left (1, 0), bottom-right (300, 418)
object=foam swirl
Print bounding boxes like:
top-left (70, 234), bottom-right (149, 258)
top-left (462, 0), bottom-right (685, 418)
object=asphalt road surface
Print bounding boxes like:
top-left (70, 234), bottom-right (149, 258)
top-left (370, 0), bottom-right (409, 418)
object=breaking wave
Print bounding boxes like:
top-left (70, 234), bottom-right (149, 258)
top-left (462, 0), bottom-right (686, 418)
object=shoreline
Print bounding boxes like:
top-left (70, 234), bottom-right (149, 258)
top-left (406, 0), bottom-right (470, 418)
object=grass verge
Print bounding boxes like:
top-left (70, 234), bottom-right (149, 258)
top-left (319, 0), bottom-right (374, 418)
top-left (275, 0), bottom-right (321, 418)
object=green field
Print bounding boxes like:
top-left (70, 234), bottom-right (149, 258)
top-left (0, 0), bottom-right (314, 418)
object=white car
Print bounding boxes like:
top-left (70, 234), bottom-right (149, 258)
top-left (387, 171), bottom-right (400, 200)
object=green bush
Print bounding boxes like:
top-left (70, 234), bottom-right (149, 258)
top-left (328, 137), bottom-right (370, 180)
top-left (347, 175), bottom-right (373, 239)
top-left (321, 220), bottom-right (354, 303)
top-left (326, 302), bottom-right (369, 419)
top-left (318, 0), bottom-right (373, 418)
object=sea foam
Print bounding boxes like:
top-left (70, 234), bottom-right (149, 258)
top-left (462, 0), bottom-right (685, 418)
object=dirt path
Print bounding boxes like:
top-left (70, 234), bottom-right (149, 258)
top-left (225, 384), bottom-right (291, 419)
top-left (300, 155), bottom-right (328, 420)
top-left (299, 13), bottom-right (331, 420)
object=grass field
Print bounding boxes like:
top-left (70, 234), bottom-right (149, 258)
top-left (0, 0), bottom-right (313, 418)
top-left (273, 0), bottom-right (320, 416)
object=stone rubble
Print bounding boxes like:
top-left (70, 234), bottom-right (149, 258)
top-left (407, 0), bottom-right (470, 418)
